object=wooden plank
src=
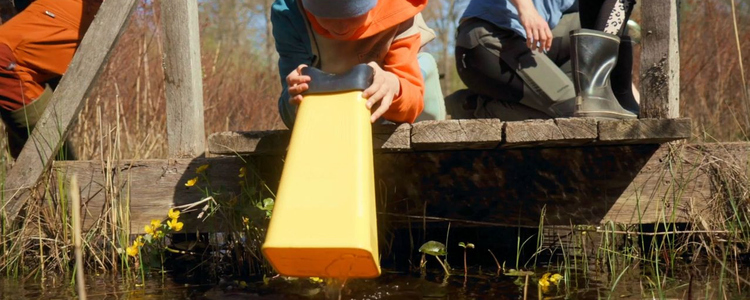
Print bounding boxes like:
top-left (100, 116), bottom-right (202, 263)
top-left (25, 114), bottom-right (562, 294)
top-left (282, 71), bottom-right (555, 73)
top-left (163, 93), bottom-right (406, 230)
top-left (411, 119), bottom-right (504, 150)
top-left (161, 0), bottom-right (206, 158)
top-left (54, 142), bottom-right (748, 232)
top-left (208, 130), bottom-right (290, 156)
top-left (207, 119), bottom-right (689, 155)
top-left (598, 118), bottom-right (691, 144)
top-left (1, 0), bottom-right (138, 222)
top-left (504, 118), bottom-right (597, 147)
top-left (372, 123), bottom-right (412, 152)
top-left (207, 124), bottom-right (411, 155)
top-left (639, 0), bottom-right (680, 118)
top-left (56, 157), bottom-right (283, 233)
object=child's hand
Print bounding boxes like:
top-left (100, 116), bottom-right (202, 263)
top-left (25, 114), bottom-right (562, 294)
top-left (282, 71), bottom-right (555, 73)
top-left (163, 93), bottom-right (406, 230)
top-left (363, 62), bottom-right (401, 123)
top-left (286, 64), bottom-right (311, 105)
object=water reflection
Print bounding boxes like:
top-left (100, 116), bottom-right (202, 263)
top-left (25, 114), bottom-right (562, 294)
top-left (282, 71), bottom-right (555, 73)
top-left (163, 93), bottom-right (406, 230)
top-left (1, 265), bottom-right (749, 299)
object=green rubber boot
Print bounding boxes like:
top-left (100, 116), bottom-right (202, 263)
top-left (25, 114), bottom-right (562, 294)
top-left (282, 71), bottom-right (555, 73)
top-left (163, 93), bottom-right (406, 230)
top-left (570, 29), bottom-right (637, 120)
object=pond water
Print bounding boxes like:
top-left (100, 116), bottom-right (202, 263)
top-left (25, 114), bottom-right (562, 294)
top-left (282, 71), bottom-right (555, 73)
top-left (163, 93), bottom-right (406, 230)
top-left (1, 263), bottom-right (748, 300)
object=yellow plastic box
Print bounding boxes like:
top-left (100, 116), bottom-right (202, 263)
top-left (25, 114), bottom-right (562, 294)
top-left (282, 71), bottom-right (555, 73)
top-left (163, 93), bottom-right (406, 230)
top-left (262, 88), bottom-right (380, 278)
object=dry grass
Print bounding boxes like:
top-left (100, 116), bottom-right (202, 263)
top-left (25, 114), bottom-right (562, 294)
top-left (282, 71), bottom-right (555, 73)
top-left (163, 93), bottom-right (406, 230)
top-left (1, 0), bottom-right (750, 286)
top-left (674, 0), bottom-right (750, 141)
top-left (71, 1), bottom-right (284, 160)
top-left (68, 0), bottom-right (750, 162)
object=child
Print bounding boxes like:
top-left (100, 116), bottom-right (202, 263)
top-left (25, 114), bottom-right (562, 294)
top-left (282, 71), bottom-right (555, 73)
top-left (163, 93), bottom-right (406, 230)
top-left (271, 0), bottom-right (444, 128)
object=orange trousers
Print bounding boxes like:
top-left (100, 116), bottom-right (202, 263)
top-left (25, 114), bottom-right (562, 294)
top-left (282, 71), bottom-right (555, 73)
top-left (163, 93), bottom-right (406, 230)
top-left (0, 0), bottom-right (100, 112)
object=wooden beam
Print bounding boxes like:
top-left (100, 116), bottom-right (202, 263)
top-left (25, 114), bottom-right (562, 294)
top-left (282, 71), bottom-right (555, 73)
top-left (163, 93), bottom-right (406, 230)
top-left (56, 157), bottom-right (261, 232)
top-left (53, 142), bottom-right (745, 233)
top-left (208, 130), bottom-right (290, 156)
top-left (598, 118), bottom-right (691, 144)
top-left (503, 118), bottom-right (597, 148)
top-left (411, 119), bottom-right (504, 150)
top-left (372, 124), bottom-right (412, 151)
top-left (206, 119), bottom-right (691, 154)
top-left (639, 0), bottom-right (680, 118)
top-left (1, 0), bottom-right (138, 222)
top-left (161, 0), bottom-right (206, 158)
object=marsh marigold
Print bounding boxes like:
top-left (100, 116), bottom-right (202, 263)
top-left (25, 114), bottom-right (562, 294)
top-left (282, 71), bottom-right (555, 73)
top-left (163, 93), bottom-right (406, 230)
top-left (168, 208), bottom-right (180, 220)
top-left (167, 218), bottom-right (184, 232)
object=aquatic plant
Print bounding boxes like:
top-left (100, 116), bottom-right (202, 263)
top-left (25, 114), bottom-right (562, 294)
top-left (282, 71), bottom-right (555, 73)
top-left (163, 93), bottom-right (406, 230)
top-left (419, 240), bottom-right (450, 276)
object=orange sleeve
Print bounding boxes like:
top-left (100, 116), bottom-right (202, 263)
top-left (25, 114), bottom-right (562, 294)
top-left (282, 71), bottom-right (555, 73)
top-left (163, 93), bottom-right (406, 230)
top-left (380, 33), bottom-right (423, 124)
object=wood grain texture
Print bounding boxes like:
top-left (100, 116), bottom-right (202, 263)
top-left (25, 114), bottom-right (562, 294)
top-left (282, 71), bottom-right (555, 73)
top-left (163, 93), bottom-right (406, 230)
top-left (372, 123), bottom-right (412, 152)
top-left (639, 0), bottom-right (680, 118)
top-left (1, 0), bottom-right (137, 222)
top-left (56, 157), bottom-right (282, 233)
top-left (410, 119), bottom-right (504, 150)
top-left (207, 119), bottom-right (688, 154)
top-left (208, 130), bottom-right (290, 156)
top-left (504, 118), bottom-right (597, 147)
top-left (161, 0), bottom-right (206, 158)
top-left (54, 142), bottom-right (747, 232)
top-left (598, 118), bottom-right (691, 143)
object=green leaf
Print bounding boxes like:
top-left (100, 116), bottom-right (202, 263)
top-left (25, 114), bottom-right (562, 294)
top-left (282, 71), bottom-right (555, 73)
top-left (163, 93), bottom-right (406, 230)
top-left (419, 241), bottom-right (447, 256)
top-left (458, 242), bottom-right (465, 248)
top-left (257, 198), bottom-right (275, 211)
top-left (466, 243), bottom-right (475, 249)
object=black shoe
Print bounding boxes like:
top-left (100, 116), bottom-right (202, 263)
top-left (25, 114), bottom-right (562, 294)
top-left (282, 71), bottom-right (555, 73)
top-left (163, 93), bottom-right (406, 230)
top-left (611, 35), bottom-right (640, 116)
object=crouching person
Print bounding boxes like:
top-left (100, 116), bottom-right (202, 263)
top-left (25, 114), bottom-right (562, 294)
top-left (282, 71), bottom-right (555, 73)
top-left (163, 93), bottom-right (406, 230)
top-left (0, 0), bottom-right (101, 159)
top-left (449, 0), bottom-right (638, 121)
top-left (272, 0), bottom-right (445, 128)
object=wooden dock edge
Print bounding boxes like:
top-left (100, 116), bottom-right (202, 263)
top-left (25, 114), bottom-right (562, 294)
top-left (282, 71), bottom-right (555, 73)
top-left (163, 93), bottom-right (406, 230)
top-left (207, 118), bottom-right (691, 155)
top-left (52, 141), bottom-right (748, 235)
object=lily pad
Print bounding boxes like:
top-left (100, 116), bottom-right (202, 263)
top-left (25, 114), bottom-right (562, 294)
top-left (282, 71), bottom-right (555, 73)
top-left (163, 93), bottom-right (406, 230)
top-left (419, 241), bottom-right (447, 256)
top-left (504, 269), bottom-right (535, 277)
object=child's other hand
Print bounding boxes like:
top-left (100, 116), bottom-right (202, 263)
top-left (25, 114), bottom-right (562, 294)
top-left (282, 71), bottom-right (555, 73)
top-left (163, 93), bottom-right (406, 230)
top-left (362, 62), bottom-right (401, 123)
top-left (286, 64), bottom-right (311, 105)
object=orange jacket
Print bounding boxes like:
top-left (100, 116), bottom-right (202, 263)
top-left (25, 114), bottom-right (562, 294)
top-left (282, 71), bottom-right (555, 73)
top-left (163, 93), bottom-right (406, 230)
top-left (306, 0), bottom-right (426, 124)
top-left (0, 0), bottom-right (100, 111)
top-left (273, 0), bottom-right (427, 127)
top-left (305, 0), bottom-right (426, 124)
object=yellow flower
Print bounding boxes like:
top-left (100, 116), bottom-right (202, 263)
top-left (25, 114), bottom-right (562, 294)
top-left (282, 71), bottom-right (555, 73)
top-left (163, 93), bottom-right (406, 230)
top-left (309, 277), bottom-right (324, 283)
top-left (153, 230), bottom-right (164, 239)
top-left (185, 177), bottom-right (198, 187)
top-left (239, 167), bottom-right (246, 178)
top-left (538, 272), bottom-right (551, 288)
top-left (126, 245), bottom-right (139, 257)
top-left (550, 273), bottom-right (563, 285)
top-left (242, 216), bottom-right (250, 225)
top-left (135, 235), bottom-right (145, 247)
top-left (150, 219), bottom-right (162, 229)
top-left (167, 218), bottom-right (184, 232)
top-left (144, 225), bottom-right (154, 235)
top-left (196, 164), bottom-right (209, 174)
top-left (538, 277), bottom-right (550, 287)
top-left (168, 208), bottom-right (180, 220)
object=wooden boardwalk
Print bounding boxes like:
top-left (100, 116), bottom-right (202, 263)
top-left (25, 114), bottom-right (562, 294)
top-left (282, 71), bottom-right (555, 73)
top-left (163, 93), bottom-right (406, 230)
top-left (49, 118), bottom-right (713, 234)
top-left (0, 0), bottom-right (696, 236)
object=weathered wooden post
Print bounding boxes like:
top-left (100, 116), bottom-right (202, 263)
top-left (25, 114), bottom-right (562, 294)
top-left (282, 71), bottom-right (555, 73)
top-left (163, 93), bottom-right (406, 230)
top-left (639, 0), bottom-right (680, 119)
top-left (161, 0), bottom-right (206, 158)
top-left (1, 0), bottom-right (138, 222)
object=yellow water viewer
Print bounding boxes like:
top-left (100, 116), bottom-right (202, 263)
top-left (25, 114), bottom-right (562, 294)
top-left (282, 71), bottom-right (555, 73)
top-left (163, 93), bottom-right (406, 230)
top-left (262, 64), bottom-right (380, 278)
